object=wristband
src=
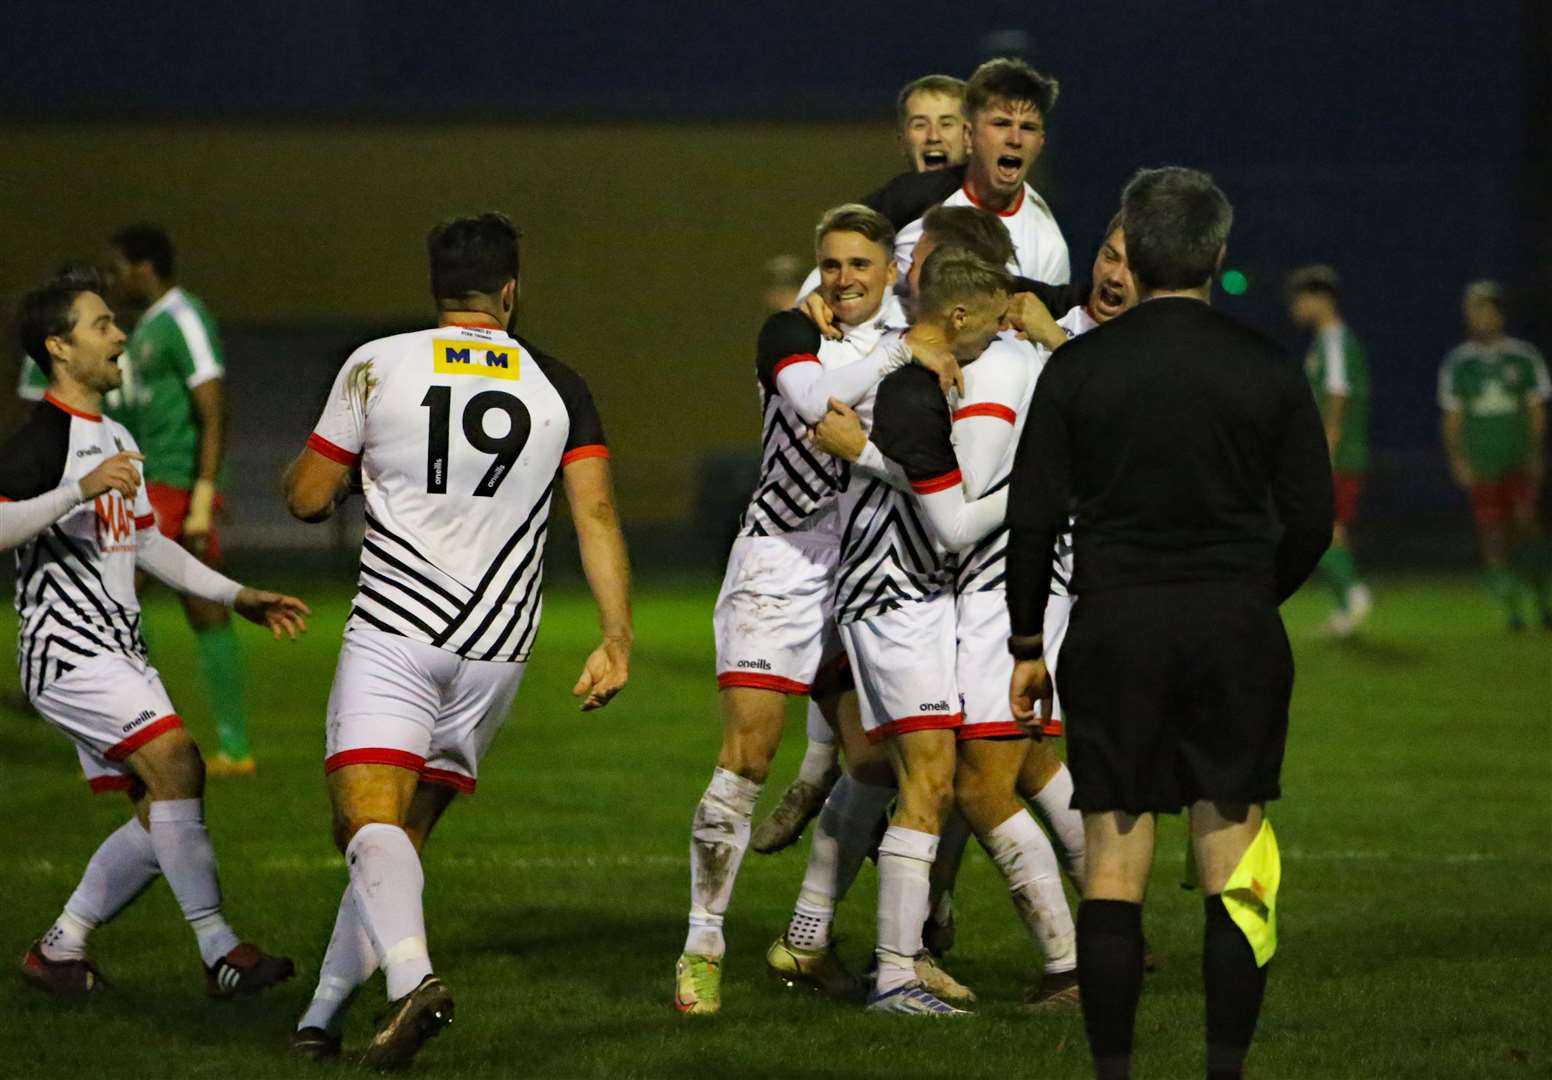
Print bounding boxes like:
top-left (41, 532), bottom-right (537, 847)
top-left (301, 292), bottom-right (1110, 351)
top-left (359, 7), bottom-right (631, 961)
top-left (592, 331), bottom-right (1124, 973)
top-left (1008, 633), bottom-right (1044, 660)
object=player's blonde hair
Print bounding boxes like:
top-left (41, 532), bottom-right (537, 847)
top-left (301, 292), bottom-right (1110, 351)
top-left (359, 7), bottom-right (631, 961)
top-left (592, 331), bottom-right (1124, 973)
top-left (814, 204), bottom-right (896, 259)
top-left (896, 74), bottom-right (966, 128)
top-left (916, 246), bottom-right (1013, 317)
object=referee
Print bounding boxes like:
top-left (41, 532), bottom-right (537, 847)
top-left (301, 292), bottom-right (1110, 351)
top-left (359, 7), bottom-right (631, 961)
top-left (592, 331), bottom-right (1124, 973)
top-left (1004, 167), bottom-right (1334, 1080)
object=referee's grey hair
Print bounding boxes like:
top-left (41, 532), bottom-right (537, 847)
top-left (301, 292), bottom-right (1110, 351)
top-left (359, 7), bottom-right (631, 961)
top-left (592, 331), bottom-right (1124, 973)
top-left (1121, 167), bottom-right (1233, 290)
top-left (814, 204), bottom-right (896, 259)
top-left (916, 246), bottom-right (1014, 317)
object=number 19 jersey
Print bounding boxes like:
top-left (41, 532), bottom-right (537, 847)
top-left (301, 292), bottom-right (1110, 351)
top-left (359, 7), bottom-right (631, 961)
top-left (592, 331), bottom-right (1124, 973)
top-left (307, 323), bottom-right (607, 662)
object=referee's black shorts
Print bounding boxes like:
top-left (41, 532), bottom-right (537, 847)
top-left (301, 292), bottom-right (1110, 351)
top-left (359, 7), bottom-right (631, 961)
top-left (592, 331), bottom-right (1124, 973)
top-left (1054, 580), bottom-right (1293, 815)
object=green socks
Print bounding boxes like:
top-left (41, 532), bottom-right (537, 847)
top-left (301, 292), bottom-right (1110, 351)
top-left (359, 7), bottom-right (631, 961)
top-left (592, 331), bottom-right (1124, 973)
top-left (195, 624), bottom-right (250, 759)
top-left (1511, 540), bottom-right (1552, 619)
top-left (1485, 566), bottom-right (1523, 626)
top-left (1318, 543), bottom-right (1360, 610)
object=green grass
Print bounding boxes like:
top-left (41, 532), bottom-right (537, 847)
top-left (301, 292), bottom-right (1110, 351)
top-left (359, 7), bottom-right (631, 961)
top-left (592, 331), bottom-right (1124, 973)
top-left (1, 571), bottom-right (1549, 1078)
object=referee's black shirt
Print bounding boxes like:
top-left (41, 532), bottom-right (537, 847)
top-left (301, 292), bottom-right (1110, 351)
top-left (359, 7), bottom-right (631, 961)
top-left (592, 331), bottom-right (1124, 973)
top-left (1007, 296), bottom-right (1335, 638)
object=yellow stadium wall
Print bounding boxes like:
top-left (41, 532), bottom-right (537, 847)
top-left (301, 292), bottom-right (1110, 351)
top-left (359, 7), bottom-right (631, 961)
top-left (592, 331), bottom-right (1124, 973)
top-left (0, 122), bottom-right (902, 523)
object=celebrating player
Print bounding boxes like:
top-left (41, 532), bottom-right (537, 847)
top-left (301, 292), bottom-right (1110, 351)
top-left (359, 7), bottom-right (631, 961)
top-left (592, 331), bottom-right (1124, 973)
top-left (753, 74), bottom-right (971, 855)
top-left (1287, 265), bottom-right (1374, 637)
top-left (892, 58), bottom-right (1069, 286)
top-left (283, 213), bottom-right (632, 1068)
top-left (896, 74), bottom-right (968, 173)
top-left (1439, 281), bottom-right (1551, 630)
top-left (817, 247), bottom-right (1014, 1014)
top-left (100, 224), bottom-right (256, 774)
top-left (790, 212), bottom-right (1124, 1008)
top-left (678, 204), bottom-right (965, 1014)
top-left (4, 273), bottom-right (307, 1001)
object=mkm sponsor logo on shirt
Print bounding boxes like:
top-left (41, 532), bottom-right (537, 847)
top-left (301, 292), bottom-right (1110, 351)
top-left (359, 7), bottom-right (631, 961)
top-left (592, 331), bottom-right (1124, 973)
top-left (432, 339), bottom-right (521, 381)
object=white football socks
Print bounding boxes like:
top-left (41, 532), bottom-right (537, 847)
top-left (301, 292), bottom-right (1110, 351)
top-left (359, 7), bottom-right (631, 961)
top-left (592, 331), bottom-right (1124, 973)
top-left (147, 799), bottom-right (240, 966)
top-left (298, 884), bottom-right (380, 1033)
top-left (1030, 764), bottom-right (1087, 888)
top-left (983, 810), bottom-right (1076, 973)
top-left (796, 702), bottom-right (839, 786)
top-left (926, 808), bottom-right (973, 930)
top-left (787, 776), bottom-right (895, 950)
top-left (686, 767), bottom-right (761, 958)
top-left (347, 823), bottom-right (432, 1001)
top-left (41, 817), bottom-right (161, 962)
top-left (875, 825), bottom-right (939, 995)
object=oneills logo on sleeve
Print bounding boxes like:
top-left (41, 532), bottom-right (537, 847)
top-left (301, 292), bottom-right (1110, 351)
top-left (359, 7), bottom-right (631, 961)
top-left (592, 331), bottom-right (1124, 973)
top-left (432, 339), bottom-right (521, 381)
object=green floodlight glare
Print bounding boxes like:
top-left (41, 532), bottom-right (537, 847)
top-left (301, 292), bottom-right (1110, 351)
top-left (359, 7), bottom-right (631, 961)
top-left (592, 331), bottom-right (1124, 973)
top-left (1222, 269), bottom-right (1249, 296)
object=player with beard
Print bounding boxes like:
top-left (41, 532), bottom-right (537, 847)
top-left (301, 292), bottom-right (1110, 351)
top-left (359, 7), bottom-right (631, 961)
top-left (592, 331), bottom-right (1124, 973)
top-left (5, 273), bottom-right (306, 1002)
top-left (678, 205), bottom-right (963, 1015)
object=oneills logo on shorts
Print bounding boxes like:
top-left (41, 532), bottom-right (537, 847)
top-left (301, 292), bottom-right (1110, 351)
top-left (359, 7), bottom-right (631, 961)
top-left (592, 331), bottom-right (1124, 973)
top-left (121, 708), bottom-right (157, 734)
top-left (736, 659), bottom-right (773, 671)
top-left (917, 700), bottom-right (952, 712)
top-left (432, 339), bottom-right (521, 381)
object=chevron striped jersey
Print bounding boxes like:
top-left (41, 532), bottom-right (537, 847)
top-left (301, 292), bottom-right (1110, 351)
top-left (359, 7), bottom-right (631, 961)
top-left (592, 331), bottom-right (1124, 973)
top-left (307, 324), bottom-right (606, 662)
top-left (0, 396), bottom-right (154, 696)
top-left (738, 304), bottom-right (905, 540)
top-left (834, 363), bottom-right (961, 624)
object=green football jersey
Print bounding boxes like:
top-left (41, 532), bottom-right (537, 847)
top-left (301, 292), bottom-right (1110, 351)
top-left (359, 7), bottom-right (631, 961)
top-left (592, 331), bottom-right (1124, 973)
top-left (1305, 322), bottom-right (1369, 473)
top-left (16, 354), bottom-right (48, 401)
top-left (1438, 337), bottom-right (1550, 480)
top-left (105, 287), bottom-right (225, 489)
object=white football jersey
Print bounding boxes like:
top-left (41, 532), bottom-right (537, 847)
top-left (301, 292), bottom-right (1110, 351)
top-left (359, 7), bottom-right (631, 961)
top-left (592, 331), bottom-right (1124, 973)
top-left (309, 323), bottom-right (606, 662)
top-left (739, 294), bottom-right (907, 541)
top-left (895, 181), bottom-right (1070, 285)
top-left (0, 395), bottom-right (153, 696)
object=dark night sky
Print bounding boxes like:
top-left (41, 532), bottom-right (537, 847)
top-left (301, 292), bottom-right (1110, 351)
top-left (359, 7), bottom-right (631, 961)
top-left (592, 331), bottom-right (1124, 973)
top-left (3, 1), bottom-right (1543, 503)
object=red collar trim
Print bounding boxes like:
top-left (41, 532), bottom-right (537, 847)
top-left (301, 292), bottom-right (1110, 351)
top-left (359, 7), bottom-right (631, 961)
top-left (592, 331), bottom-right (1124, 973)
top-left (962, 180), bottom-right (1024, 218)
top-left (441, 315), bottom-right (504, 329)
top-left (44, 393), bottom-right (102, 422)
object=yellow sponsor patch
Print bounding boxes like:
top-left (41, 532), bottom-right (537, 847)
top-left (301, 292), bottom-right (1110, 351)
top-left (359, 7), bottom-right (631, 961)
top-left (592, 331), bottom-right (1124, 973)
top-left (432, 338), bottom-right (521, 381)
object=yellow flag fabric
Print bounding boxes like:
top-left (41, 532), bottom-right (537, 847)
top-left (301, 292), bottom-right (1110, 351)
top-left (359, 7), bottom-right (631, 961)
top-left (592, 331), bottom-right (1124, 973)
top-left (1220, 818), bottom-right (1280, 967)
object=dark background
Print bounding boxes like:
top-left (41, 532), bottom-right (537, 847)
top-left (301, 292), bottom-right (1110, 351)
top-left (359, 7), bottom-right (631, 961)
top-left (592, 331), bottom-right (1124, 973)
top-left (2, 1), bottom-right (1546, 563)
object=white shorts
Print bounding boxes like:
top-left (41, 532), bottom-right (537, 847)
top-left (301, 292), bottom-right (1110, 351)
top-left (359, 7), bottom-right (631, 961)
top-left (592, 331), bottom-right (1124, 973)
top-left (954, 589), bottom-right (1026, 741)
top-left (713, 534), bottom-right (840, 695)
top-left (324, 629), bottom-right (526, 794)
top-left (29, 653), bottom-right (182, 794)
top-left (954, 588), bottom-right (1073, 740)
top-left (839, 594), bottom-right (961, 743)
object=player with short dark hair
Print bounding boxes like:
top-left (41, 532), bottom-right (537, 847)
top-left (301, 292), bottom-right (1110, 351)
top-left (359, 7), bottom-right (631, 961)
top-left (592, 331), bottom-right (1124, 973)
top-left (891, 57), bottom-right (1069, 286)
top-left (284, 211), bottom-right (632, 1068)
top-left (4, 273), bottom-right (307, 1002)
top-left (896, 74), bottom-right (968, 173)
top-left (102, 223), bottom-right (257, 773)
top-left (1439, 281), bottom-right (1551, 629)
top-left (1287, 264), bottom-right (1374, 636)
top-left (1007, 166), bottom-right (1333, 1080)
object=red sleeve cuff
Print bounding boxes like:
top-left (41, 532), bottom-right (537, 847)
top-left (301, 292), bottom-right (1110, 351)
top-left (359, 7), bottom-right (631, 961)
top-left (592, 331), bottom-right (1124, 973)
top-left (772, 353), bottom-right (821, 380)
top-left (561, 444), bottom-right (610, 466)
top-left (134, 513), bottom-right (157, 530)
top-left (911, 468), bottom-right (963, 495)
top-left (953, 402), bottom-right (1017, 424)
top-left (307, 432), bottom-right (362, 467)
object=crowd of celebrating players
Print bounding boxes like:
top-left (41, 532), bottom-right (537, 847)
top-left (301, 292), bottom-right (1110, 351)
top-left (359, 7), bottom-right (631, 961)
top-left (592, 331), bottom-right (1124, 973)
top-left (2, 50), bottom-right (1546, 1080)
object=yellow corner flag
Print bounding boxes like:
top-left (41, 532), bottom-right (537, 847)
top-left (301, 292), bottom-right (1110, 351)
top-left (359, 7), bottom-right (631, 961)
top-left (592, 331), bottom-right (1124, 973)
top-left (1220, 818), bottom-right (1280, 967)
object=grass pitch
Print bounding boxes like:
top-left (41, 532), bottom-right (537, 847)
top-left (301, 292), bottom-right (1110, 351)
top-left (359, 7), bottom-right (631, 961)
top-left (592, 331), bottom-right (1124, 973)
top-left (1, 569), bottom-right (1548, 1079)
